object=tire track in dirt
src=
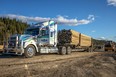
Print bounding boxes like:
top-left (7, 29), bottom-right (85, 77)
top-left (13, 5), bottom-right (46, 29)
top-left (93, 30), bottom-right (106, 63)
top-left (0, 52), bottom-right (103, 66)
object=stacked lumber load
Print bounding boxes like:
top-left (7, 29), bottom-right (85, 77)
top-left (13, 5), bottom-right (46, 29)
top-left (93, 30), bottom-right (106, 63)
top-left (80, 34), bottom-right (92, 46)
top-left (58, 29), bottom-right (80, 45)
top-left (58, 29), bottom-right (92, 47)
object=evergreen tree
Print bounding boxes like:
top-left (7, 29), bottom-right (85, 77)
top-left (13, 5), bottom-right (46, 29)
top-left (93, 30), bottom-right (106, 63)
top-left (0, 17), bottom-right (29, 44)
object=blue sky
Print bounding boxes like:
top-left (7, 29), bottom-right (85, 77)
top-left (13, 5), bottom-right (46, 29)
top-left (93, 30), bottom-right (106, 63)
top-left (0, 0), bottom-right (116, 41)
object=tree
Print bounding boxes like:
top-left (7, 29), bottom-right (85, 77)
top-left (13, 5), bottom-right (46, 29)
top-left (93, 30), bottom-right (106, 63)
top-left (0, 17), bottom-right (29, 45)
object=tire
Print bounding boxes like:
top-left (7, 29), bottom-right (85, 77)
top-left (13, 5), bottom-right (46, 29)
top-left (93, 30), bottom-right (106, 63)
top-left (89, 47), bottom-right (93, 52)
top-left (24, 45), bottom-right (36, 58)
top-left (66, 46), bottom-right (71, 55)
top-left (86, 48), bottom-right (90, 52)
top-left (59, 46), bottom-right (66, 55)
top-left (86, 48), bottom-right (92, 52)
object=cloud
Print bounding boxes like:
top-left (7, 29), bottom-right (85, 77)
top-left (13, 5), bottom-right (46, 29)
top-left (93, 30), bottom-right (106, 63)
top-left (97, 37), bottom-right (109, 41)
top-left (88, 15), bottom-right (95, 21)
top-left (113, 36), bottom-right (116, 38)
top-left (0, 14), bottom-right (95, 26)
top-left (97, 36), bottom-right (116, 41)
top-left (91, 30), bottom-right (96, 33)
top-left (112, 36), bottom-right (116, 42)
top-left (1, 14), bottom-right (51, 22)
top-left (52, 15), bottom-right (78, 25)
top-left (98, 37), bottom-right (106, 40)
top-left (97, 36), bottom-right (116, 42)
top-left (107, 0), bottom-right (116, 6)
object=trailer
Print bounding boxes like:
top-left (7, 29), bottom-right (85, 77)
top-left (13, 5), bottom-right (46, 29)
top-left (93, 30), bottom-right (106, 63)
top-left (58, 30), bottom-right (92, 54)
top-left (3, 21), bottom-right (93, 58)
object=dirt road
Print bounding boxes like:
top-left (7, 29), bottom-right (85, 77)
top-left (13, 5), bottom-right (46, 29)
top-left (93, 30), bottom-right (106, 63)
top-left (0, 51), bottom-right (116, 77)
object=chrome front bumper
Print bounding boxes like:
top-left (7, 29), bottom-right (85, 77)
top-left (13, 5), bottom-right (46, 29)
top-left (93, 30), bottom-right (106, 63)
top-left (3, 48), bottom-right (23, 55)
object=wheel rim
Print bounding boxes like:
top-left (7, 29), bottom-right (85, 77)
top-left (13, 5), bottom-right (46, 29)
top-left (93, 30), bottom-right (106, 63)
top-left (62, 47), bottom-right (66, 54)
top-left (67, 47), bottom-right (71, 54)
top-left (27, 47), bottom-right (34, 56)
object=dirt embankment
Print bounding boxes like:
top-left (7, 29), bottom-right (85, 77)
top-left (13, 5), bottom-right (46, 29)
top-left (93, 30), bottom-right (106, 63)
top-left (0, 52), bottom-right (116, 77)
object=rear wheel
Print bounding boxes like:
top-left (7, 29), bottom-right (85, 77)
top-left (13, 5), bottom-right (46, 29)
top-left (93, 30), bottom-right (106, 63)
top-left (86, 48), bottom-right (90, 52)
top-left (66, 46), bottom-right (71, 55)
top-left (86, 47), bottom-right (92, 52)
top-left (59, 46), bottom-right (66, 55)
top-left (89, 47), bottom-right (93, 52)
top-left (24, 45), bottom-right (36, 58)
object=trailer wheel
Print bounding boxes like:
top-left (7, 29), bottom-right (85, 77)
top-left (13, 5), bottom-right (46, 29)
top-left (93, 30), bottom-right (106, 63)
top-left (89, 47), bottom-right (93, 52)
top-left (59, 46), bottom-right (66, 55)
top-left (86, 48), bottom-right (89, 52)
top-left (87, 48), bottom-right (92, 52)
top-left (24, 45), bottom-right (36, 58)
top-left (66, 46), bottom-right (71, 55)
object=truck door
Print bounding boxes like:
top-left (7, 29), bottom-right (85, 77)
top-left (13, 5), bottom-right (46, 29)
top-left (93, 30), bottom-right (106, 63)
top-left (38, 27), bottom-right (49, 45)
top-left (49, 23), bottom-right (57, 46)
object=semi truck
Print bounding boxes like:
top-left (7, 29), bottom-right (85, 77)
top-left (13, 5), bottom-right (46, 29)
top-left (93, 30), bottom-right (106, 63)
top-left (3, 21), bottom-right (93, 58)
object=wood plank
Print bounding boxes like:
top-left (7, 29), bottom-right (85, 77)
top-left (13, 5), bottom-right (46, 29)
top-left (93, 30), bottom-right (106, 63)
top-left (80, 34), bottom-right (92, 46)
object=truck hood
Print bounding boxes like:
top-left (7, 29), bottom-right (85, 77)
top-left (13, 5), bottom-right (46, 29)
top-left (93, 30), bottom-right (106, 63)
top-left (20, 34), bottom-right (33, 41)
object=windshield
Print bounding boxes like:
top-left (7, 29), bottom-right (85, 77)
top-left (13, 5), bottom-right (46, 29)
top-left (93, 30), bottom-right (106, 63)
top-left (24, 28), bottom-right (39, 36)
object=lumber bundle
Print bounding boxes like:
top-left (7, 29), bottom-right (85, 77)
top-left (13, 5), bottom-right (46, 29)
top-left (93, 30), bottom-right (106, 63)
top-left (58, 29), bottom-right (92, 47)
top-left (80, 34), bottom-right (92, 46)
top-left (58, 29), bottom-right (80, 45)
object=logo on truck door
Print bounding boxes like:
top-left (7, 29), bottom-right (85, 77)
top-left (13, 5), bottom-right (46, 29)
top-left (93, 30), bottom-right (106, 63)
top-left (41, 39), bottom-right (48, 42)
top-left (40, 38), bottom-right (48, 42)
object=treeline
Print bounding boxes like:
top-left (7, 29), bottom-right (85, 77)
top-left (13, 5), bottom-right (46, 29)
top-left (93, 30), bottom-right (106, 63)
top-left (0, 17), bottom-right (29, 44)
top-left (92, 39), bottom-right (107, 45)
top-left (92, 39), bottom-right (116, 46)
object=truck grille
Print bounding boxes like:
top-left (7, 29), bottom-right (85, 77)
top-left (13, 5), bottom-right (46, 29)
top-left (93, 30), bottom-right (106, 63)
top-left (8, 37), bottom-right (17, 48)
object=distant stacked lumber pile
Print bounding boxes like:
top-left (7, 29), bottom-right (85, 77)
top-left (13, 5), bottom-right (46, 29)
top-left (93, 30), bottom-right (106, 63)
top-left (0, 45), bottom-right (3, 49)
top-left (0, 45), bottom-right (3, 52)
top-left (58, 29), bottom-right (80, 45)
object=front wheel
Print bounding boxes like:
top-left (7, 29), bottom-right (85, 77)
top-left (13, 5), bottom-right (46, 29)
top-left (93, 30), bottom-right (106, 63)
top-left (24, 45), bottom-right (36, 58)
